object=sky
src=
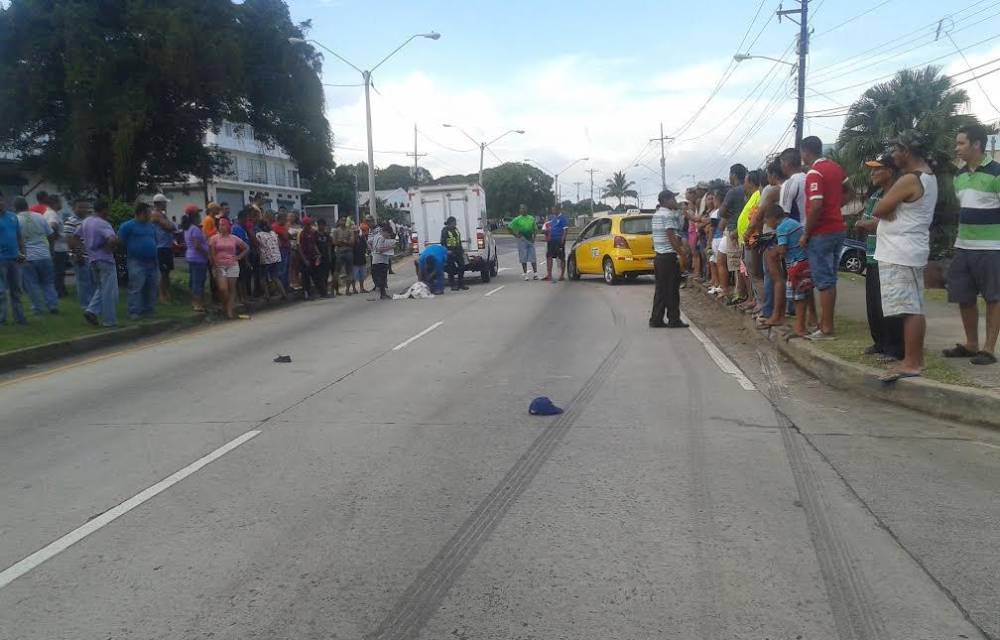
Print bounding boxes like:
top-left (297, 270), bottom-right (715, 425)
top-left (288, 0), bottom-right (1000, 207)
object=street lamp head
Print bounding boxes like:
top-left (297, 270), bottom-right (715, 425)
top-left (734, 54), bottom-right (750, 62)
top-left (442, 123), bottom-right (454, 128)
top-left (421, 32), bottom-right (442, 40)
top-left (288, 37), bottom-right (307, 45)
top-left (515, 130), bottom-right (525, 134)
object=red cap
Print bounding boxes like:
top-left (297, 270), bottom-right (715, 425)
top-left (184, 204), bottom-right (202, 215)
top-left (301, 216), bottom-right (313, 225)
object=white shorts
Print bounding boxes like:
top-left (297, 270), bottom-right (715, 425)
top-left (717, 235), bottom-right (731, 255)
top-left (879, 262), bottom-right (925, 316)
top-left (711, 238), bottom-right (721, 254)
top-left (215, 264), bottom-right (240, 279)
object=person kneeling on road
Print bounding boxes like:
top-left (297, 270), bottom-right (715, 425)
top-left (416, 243), bottom-right (448, 295)
top-left (441, 216), bottom-right (468, 291)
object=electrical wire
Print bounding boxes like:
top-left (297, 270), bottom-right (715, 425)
top-left (944, 31), bottom-right (1000, 114)
top-left (812, 0), bottom-right (894, 39)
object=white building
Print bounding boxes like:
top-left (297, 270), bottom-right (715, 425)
top-left (158, 121), bottom-right (310, 220)
top-left (358, 187), bottom-right (410, 212)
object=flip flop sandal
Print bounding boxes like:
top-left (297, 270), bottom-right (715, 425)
top-left (971, 351), bottom-right (998, 365)
top-left (942, 343), bottom-right (977, 358)
top-left (880, 370), bottom-right (921, 384)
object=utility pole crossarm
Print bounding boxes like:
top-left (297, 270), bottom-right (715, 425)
top-left (650, 122), bottom-right (674, 191)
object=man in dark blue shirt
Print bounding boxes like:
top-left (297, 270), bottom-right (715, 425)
top-left (546, 207), bottom-right (569, 282)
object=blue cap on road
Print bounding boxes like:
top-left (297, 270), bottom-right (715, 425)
top-left (529, 396), bottom-right (563, 416)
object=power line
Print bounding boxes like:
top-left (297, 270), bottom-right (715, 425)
top-left (943, 29), bottom-right (1000, 114)
top-left (812, 0), bottom-right (894, 39)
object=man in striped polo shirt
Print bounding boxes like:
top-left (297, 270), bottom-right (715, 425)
top-left (946, 124), bottom-right (1000, 365)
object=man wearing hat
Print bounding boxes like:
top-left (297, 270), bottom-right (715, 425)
top-left (650, 189), bottom-right (689, 328)
top-left (870, 130), bottom-right (938, 382)
top-left (151, 194), bottom-right (177, 304)
top-left (855, 152), bottom-right (904, 361)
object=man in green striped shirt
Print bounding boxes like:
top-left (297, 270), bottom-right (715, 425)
top-left (945, 125), bottom-right (1000, 365)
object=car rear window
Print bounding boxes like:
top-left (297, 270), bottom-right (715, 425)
top-left (620, 216), bottom-right (652, 235)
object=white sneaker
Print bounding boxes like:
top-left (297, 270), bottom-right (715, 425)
top-left (532, 273), bottom-right (540, 280)
top-left (707, 287), bottom-right (719, 295)
top-left (524, 273), bottom-right (530, 281)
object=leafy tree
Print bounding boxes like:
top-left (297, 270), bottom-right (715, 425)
top-left (0, 0), bottom-right (331, 201)
top-left (835, 65), bottom-right (989, 257)
top-left (602, 171), bottom-right (635, 208)
top-left (305, 165), bottom-right (359, 214)
top-left (482, 162), bottom-right (554, 219)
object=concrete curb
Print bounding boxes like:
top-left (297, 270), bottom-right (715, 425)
top-left (0, 315), bottom-right (205, 374)
top-left (0, 251), bottom-right (419, 376)
top-left (688, 279), bottom-right (1000, 429)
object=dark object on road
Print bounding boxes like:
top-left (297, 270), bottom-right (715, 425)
top-left (273, 354), bottom-right (292, 363)
top-left (529, 396), bottom-right (563, 416)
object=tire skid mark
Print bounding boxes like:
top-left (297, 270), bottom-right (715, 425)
top-left (366, 298), bottom-right (629, 640)
top-left (758, 354), bottom-right (888, 640)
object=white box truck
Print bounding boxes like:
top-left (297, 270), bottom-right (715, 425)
top-left (407, 183), bottom-right (499, 283)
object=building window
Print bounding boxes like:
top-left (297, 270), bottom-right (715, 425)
top-left (288, 170), bottom-right (299, 189)
top-left (246, 158), bottom-right (267, 184)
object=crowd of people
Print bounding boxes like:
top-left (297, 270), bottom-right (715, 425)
top-left (0, 190), bottom-right (412, 328)
top-left (651, 126), bottom-right (1000, 381)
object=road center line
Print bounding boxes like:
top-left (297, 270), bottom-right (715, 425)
top-left (392, 321), bottom-right (444, 351)
top-left (0, 429), bottom-right (262, 591)
top-left (484, 285), bottom-right (505, 297)
top-left (680, 313), bottom-right (756, 391)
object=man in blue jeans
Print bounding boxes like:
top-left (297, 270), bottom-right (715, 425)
top-left (118, 202), bottom-right (160, 320)
top-left (64, 198), bottom-right (94, 309)
top-left (79, 200), bottom-right (120, 327)
top-left (0, 190), bottom-right (27, 325)
top-left (799, 136), bottom-right (847, 340)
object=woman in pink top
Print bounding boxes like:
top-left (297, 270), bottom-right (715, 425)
top-left (209, 218), bottom-right (249, 319)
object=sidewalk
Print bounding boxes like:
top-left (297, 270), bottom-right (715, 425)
top-left (834, 273), bottom-right (1000, 390)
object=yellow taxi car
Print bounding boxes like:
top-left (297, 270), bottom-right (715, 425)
top-left (567, 213), bottom-right (655, 284)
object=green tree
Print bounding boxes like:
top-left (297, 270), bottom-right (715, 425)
top-left (305, 165), bottom-right (360, 215)
top-left (602, 171), bottom-right (635, 208)
top-left (835, 66), bottom-right (988, 256)
top-left (481, 162), bottom-right (554, 219)
top-left (0, 0), bottom-right (331, 201)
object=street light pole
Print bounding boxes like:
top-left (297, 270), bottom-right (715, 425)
top-left (524, 157), bottom-right (589, 211)
top-left (443, 125), bottom-right (524, 228)
top-left (289, 32), bottom-right (441, 223)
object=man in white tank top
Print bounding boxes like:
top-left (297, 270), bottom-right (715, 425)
top-left (871, 130), bottom-right (938, 382)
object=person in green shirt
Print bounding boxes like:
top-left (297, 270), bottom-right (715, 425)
top-left (855, 152), bottom-right (904, 360)
top-left (509, 204), bottom-right (539, 280)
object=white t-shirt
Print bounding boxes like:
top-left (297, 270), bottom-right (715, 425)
top-left (875, 172), bottom-right (937, 267)
top-left (780, 172), bottom-right (807, 221)
top-left (44, 207), bottom-right (68, 252)
top-left (709, 207), bottom-right (720, 220)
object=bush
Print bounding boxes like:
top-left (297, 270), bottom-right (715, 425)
top-left (108, 199), bottom-right (135, 230)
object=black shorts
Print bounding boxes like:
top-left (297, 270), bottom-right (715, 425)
top-left (546, 240), bottom-right (565, 260)
top-left (157, 247), bottom-right (174, 274)
top-left (948, 248), bottom-right (1000, 304)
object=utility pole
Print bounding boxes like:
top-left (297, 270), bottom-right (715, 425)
top-left (406, 123), bottom-right (428, 186)
top-left (573, 181), bottom-right (583, 202)
top-left (778, 0), bottom-right (809, 148)
top-left (586, 168), bottom-right (600, 214)
top-left (650, 123), bottom-right (673, 191)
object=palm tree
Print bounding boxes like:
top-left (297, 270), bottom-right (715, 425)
top-left (836, 65), bottom-right (988, 255)
top-left (603, 171), bottom-right (636, 209)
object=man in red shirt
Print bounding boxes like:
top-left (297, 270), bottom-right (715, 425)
top-left (272, 211), bottom-right (291, 290)
top-left (799, 136), bottom-right (847, 340)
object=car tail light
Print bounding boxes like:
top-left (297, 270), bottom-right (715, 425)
top-left (477, 230), bottom-right (486, 250)
top-left (614, 235), bottom-right (630, 249)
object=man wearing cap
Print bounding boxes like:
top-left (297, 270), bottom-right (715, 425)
top-left (945, 124), bottom-right (1000, 366)
top-left (871, 130), bottom-right (937, 382)
top-left (151, 194), bottom-right (176, 304)
top-left (650, 189), bottom-right (689, 329)
top-left (855, 152), bottom-right (905, 361)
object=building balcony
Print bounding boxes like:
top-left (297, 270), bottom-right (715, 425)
top-left (215, 168), bottom-right (306, 191)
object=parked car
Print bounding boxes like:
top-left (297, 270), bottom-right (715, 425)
top-left (839, 238), bottom-right (867, 275)
top-left (567, 213), bottom-right (654, 284)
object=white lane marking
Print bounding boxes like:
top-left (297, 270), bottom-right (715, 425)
top-left (680, 313), bottom-right (756, 391)
top-left (497, 267), bottom-right (511, 273)
top-left (484, 285), bottom-right (505, 297)
top-left (0, 429), bottom-right (262, 591)
top-left (392, 321), bottom-right (444, 351)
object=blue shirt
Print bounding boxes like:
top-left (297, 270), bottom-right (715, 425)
top-left (776, 217), bottom-right (806, 264)
top-left (153, 220), bottom-right (176, 249)
top-left (419, 244), bottom-right (448, 271)
top-left (549, 214), bottom-right (568, 242)
top-left (118, 219), bottom-right (158, 262)
top-left (0, 210), bottom-right (20, 260)
top-left (231, 223), bottom-right (249, 245)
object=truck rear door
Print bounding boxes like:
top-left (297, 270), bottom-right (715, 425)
top-left (446, 191), bottom-right (475, 252)
top-left (417, 192), bottom-right (447, 248)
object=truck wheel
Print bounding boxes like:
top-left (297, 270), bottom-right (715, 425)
top-left (603, 257), bottom-right (620, 285)
top-left (481, 268), bottom-right (491, 284)
top-left (490, 256), bottom-right (499, 277)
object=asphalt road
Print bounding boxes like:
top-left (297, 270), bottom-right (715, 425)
top-left (1, 237), bottom-right (997, 640)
